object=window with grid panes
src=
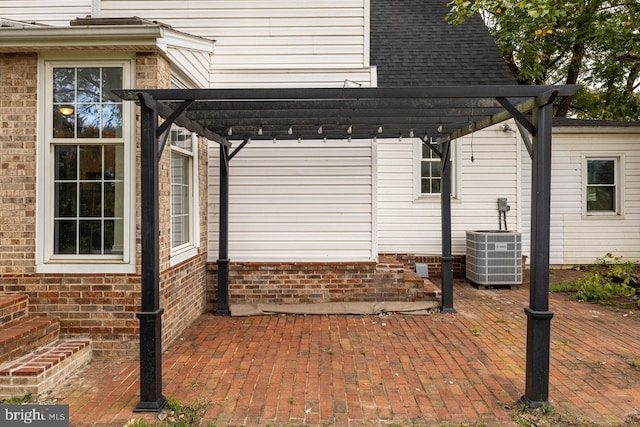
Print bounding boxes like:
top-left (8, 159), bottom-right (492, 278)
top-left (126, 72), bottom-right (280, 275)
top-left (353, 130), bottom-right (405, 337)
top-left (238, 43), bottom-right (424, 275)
top-left (585, 157), bottom-right (621, 215)
top-left (170, 126), bottom-right (195, 251)
top-left (40, 59), bottom-right (134, 271)
top-left (50, 66), bottom-right (126, 258)
top-left (420, 142), bottom-right (442, 194)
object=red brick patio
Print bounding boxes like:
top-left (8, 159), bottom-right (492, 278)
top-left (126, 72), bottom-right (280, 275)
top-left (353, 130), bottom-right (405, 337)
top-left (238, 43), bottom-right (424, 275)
top-left (47, 280), bottom-right (640, 426)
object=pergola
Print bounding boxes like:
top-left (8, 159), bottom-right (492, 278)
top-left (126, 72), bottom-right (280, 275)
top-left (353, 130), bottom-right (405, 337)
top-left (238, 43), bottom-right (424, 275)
top-left (115, 84), bottom-right (580, 413)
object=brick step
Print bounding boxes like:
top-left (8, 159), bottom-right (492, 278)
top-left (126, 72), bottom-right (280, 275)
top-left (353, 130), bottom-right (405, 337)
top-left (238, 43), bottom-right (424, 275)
top-left (0, 316), bottom-right (60, 366)
top-left (0, 339), bottom-right (92, 399)
top-left (404, 271), bottom-right (442, 300)
top-left (0, 294), bottom-right (29, 327)
top-left (422, 278), bottom-right (442, 300)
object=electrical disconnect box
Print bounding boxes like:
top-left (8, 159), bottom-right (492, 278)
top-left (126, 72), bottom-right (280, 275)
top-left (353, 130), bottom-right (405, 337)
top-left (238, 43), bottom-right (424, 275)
top-left (497, 198), bottom-right (510, 230)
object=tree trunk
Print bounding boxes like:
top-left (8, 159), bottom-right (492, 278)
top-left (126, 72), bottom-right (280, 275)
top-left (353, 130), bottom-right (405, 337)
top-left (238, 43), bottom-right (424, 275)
top-left (555, 42), bottom-right (585, 117)
top-left (556, 0), bottom-right (603, 118)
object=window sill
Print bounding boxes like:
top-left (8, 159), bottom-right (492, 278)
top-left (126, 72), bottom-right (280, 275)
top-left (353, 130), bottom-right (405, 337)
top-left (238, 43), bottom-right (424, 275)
top-left (36, 262), bottom-right (136, 274)
top-left (170, 246), bottom-right (199, 267)
top-left (582, 212), bottom-right (624, 220)
top-left (413, 195), bottom-right (459, 203)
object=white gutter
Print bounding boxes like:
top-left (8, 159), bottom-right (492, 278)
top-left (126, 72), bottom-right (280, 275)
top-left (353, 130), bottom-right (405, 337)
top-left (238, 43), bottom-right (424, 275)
top-left (0, 22), bottom-right (214, 56)
top-left (0, 25), bottom-right (164, 51)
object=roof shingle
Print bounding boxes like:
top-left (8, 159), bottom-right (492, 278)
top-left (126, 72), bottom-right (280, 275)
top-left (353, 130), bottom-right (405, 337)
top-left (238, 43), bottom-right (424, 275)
top-left (371, 0), bottom-right (517, 86)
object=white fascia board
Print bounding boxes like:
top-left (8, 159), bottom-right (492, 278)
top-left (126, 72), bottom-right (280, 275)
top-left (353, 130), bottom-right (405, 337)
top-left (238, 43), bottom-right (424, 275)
top-left (0, 25), bottom-right (164, 51)
top-left (157, 28), bottom-right (214, 55)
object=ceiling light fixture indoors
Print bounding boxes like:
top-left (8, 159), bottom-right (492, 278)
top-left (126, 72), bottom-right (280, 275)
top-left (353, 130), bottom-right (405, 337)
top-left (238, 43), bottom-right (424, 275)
top-left (59, 105), bottom-right (74, 116)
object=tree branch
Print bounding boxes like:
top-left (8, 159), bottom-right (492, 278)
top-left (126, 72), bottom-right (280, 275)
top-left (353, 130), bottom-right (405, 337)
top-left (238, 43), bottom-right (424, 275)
top-left (616, 54), bottom-right (640, 64)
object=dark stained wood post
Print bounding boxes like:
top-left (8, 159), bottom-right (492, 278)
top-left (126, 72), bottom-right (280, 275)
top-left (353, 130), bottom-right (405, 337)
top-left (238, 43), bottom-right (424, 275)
top-left (216, 144), bottom-right (231, 315)
top-left (520, 101), bottom-right (554, 408)
top-left (134, 93), bottom-right (167, 412)
top-left (440, 139), bottom-right (455, 313)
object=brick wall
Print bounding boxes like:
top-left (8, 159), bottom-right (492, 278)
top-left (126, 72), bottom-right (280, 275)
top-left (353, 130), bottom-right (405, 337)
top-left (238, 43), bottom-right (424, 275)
top-left (160, 252), bottom-right (207, 348)
top-left (0, 273), bottom-right (141, 359)
top-left (205, 259), bottom-right (436, 308)
top-left (0, 51), bottom-right (208, 359)
top-left (381, 253), bottom-right (467, 278)
top-left (0, 53), bottom-right (38, 276)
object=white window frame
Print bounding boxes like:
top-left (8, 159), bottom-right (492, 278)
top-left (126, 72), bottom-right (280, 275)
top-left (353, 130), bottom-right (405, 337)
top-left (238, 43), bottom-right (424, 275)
top-left (170, 127), bottom-right (200, 266)
top-left (36, 54), bottom-right (136, 273)
top-left (413, 138), bottom-right (459, 200)
top-left (582, 154), bottom-right (624, 217)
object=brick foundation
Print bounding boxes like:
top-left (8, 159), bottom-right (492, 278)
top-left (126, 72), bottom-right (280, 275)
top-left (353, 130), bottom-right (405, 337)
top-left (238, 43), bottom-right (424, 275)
top-left (206, 257), bottom-right (442, 309)
top-left (379, 253), bottom-right (467, 278)
top-left (161, 253), bottom-right (208, 349)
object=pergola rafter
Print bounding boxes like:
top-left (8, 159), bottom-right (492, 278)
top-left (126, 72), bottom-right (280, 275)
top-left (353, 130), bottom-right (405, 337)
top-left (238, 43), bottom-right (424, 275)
top-left (114, 84), bottom-right (580, 414)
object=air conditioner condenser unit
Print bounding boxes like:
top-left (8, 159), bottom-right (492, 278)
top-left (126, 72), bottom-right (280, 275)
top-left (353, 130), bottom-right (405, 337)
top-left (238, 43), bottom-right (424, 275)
top-left (465, 230), bottom-right (522, 286)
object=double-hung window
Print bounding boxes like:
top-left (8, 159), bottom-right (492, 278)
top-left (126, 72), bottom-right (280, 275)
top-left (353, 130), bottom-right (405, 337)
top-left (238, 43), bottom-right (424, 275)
top-left (584, 156), bottom-right (622, 215)
top-left (39, 58), bottom-right (134, 272)
top-left (170, 126), bottom-right (199, 263)
top-left (420, 142), bottom-right (442, 194)
top-left (414, 139), bottom-right (457, 199)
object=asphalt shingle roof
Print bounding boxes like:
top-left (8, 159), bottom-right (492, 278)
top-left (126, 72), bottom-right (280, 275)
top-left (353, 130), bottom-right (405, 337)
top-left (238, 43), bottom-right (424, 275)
top-left (371, 0), bottom-right (517, 86)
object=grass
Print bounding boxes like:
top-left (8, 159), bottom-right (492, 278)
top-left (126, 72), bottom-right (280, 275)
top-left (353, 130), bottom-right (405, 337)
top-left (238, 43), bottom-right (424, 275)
top-left (0, 394), bottom-right (32, 404)
top-left (549, 280), bottom-right (580, 293)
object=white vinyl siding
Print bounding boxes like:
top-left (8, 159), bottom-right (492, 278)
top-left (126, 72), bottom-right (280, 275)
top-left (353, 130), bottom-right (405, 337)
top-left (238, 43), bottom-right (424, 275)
top-left (378, 125), bottom-right (521, 255)
top-left (99, 0), bottom-right (372, 87)
top-left (0, 2), bottom-right (372, 87)
top-left (0, 1), bottom-right (92, 27)
top-left (525, 130), bottom-right (639, 264)
top-left (519, 140), bottom-right (565, 265)
top-left (166, 46), bottom-right (212, 89)
top-left (208, 68), bottom-right (375, 88)
top-left (208, 139), bottom-right (375, 261)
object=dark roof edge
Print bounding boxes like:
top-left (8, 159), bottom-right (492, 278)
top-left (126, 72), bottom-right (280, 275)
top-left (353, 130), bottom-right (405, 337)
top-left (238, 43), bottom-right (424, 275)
top-left (552, 117), bottom-right (640, 128)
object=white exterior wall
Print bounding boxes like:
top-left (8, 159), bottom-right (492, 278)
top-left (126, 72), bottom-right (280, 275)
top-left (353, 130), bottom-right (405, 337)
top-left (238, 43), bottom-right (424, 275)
top-left (208, 139), bottom-right (376, 262)
top-left (99, 0), bottom-right (373, 87)
top-left (520, 128), bottom-right (640, 265)
top-left (1, 1), bottom-right (373, 87)
top-left (377, 124), bottom-right (523, 256)
top-left (0, 1), bottom-right (92, 26)
top-left (165, 45), bottom-right (212, 89)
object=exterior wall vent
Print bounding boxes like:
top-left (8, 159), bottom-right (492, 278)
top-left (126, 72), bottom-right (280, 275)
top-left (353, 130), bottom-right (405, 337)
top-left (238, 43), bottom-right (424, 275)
top-left (465, 231), bottom-right (522, 286)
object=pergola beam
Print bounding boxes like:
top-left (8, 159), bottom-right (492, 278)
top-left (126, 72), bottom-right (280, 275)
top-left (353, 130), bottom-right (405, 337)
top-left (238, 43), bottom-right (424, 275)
top-left (117, 85), bottom-right (580, 101)
top-left (118, 83), bottom-right (580, 414)
top-left (440, 91), bottom-right (558, 143)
